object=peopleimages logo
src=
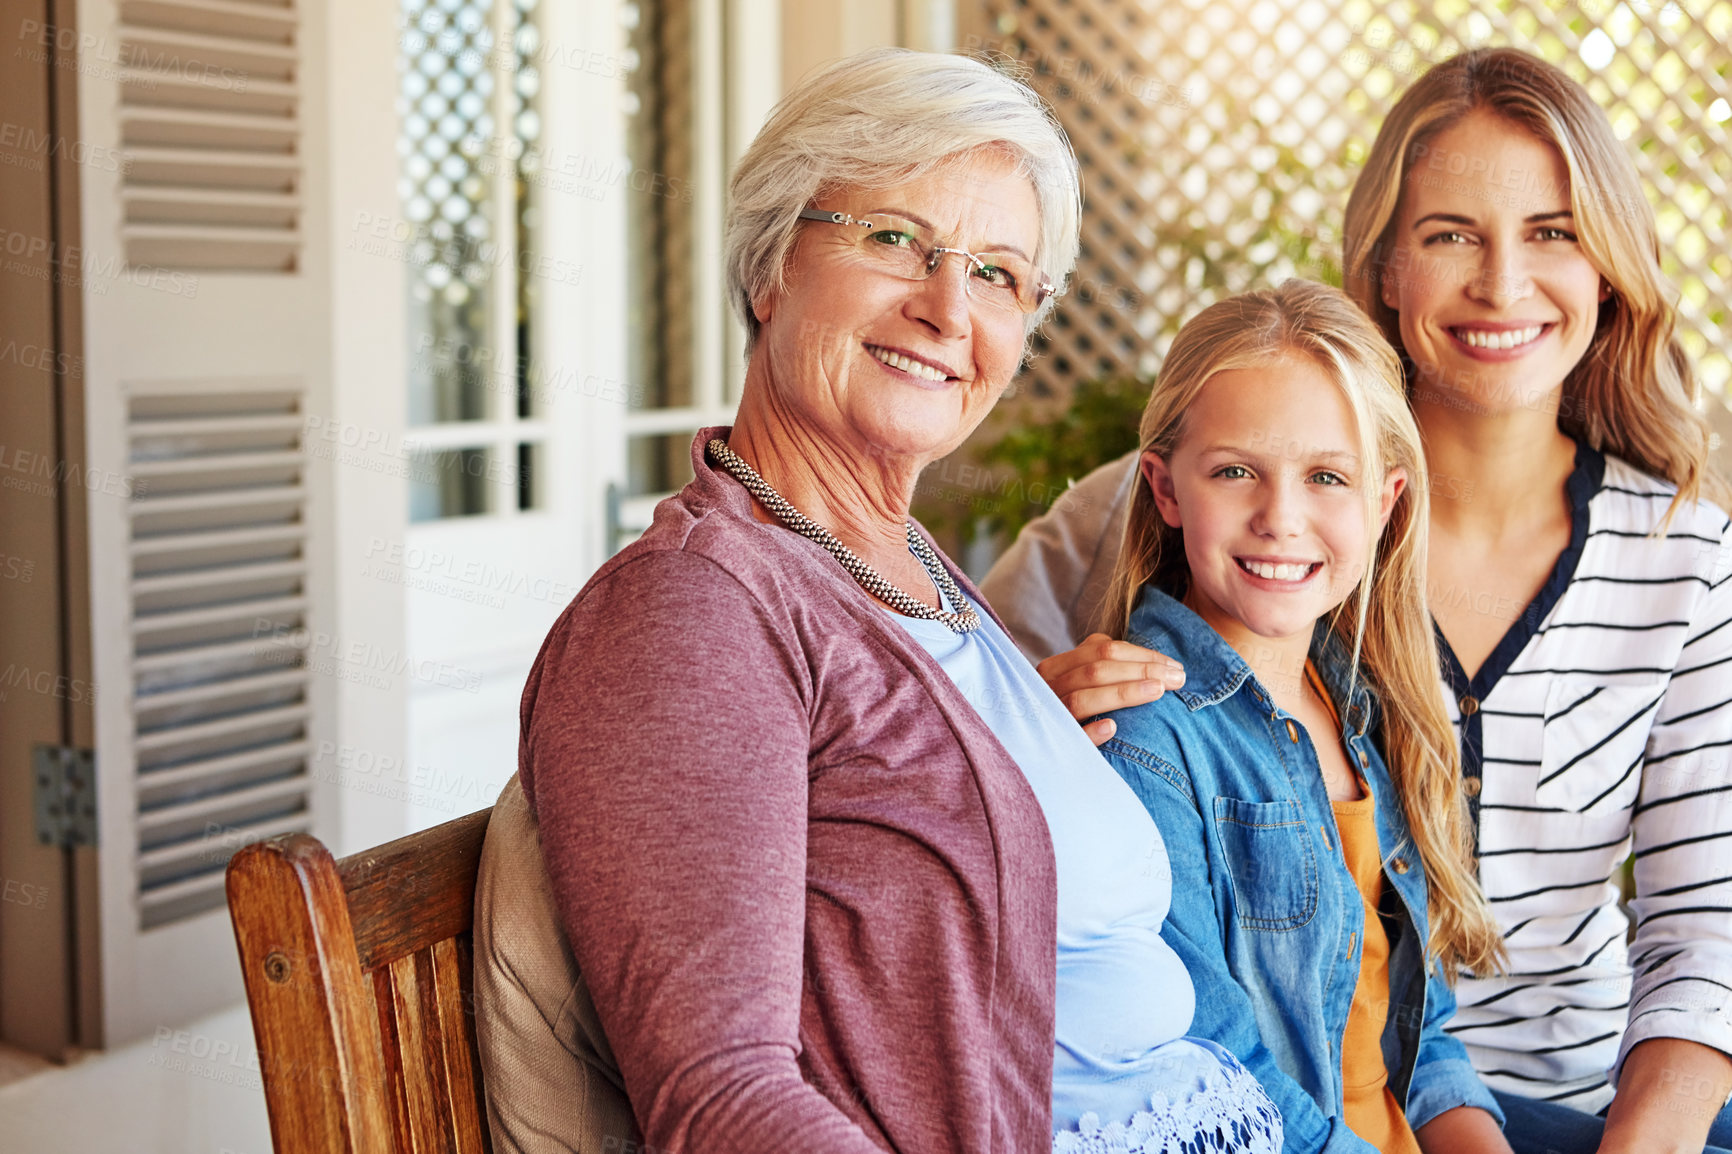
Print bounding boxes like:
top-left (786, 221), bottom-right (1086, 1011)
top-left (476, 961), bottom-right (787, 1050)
top-left (0, 443), bottom-right (136, 500)
top-left (0, 226), bottom-right (200, 298)
top-left (346, 211), bottom-right (585, 288)
top-left (251, 618), bottom-right (484, 694)
top-left (479, 140), bottom-right (695, 205)
top-left (311, 739), bottom-right (499, 814)
top-left (0, 120), bottom-right (126, 173)
top-left (16, 19), bottom-right (250, 93)
top-left (0, 663), bottom-right (96, 704)
top-left (362, 536), bottom-right (580, 607)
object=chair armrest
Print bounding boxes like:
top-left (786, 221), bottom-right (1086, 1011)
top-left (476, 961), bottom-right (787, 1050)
top-left (228, 834), bottom-right (393, 1154)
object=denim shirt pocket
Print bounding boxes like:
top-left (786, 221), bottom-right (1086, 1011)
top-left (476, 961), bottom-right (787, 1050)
top-left (1212, 796), bottom-right (1319, 931)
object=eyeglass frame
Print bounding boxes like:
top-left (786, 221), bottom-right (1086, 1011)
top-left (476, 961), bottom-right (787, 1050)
top-left (795, 208), bottom-right (1059, 314)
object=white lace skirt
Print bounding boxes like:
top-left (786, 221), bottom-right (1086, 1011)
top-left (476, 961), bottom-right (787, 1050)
top-left (1051, 1047), bottom-right (1282, 1154)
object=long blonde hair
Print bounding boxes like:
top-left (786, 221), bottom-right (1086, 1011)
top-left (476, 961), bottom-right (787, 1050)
top-left (1343, 47), bottom-right (1729, 521)
top-left (1100, 281), bottom-right (1503, 977)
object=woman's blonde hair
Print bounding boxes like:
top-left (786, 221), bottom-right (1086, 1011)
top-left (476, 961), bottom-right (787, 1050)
top-left (1343, 47), bottom-right (1729, 521)
top-left (725, 48), bottom-right (1081, 345)
top-left (1100, 280), bottom-right (1503, 977)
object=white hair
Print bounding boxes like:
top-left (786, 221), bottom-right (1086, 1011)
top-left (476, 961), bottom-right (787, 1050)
top-left (725, 48), bottom-right (1082, 346)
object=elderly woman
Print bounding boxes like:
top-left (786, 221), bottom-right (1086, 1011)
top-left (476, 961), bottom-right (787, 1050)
top-left (476, 48), bottom-right (1278, 1154)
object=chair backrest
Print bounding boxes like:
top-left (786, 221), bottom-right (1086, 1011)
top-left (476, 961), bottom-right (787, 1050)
top-left (226, 809), bottom-right (494, 1154)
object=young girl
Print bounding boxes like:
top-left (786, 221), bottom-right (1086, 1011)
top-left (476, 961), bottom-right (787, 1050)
top-left (1094, 280), bottom-right (1509, 1154)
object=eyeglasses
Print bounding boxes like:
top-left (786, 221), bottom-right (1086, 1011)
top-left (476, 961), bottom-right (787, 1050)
top-left (796, 207), bottom-right (1058, 315)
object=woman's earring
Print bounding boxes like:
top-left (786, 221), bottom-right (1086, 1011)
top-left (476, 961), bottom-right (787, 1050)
top-left (1600, 280), bottom-right (1614, 302)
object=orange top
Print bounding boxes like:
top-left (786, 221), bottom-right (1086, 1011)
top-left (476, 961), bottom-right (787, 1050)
top-left (1306, 661), bottom-right (1421, 1154)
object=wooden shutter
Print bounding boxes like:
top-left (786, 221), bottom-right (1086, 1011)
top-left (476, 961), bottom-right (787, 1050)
top-left (117, 0), bottom-right (301, 270)
top-left (129, 383), bottom-right (314, 928)
top-left (75, 0), bottom-right (337, 1044)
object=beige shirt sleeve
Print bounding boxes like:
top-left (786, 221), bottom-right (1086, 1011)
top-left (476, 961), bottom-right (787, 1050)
top-left (978, 450), bottom-right (1139, 662)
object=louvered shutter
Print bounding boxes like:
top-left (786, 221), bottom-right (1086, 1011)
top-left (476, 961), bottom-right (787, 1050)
top-left (76, 0), bottom-right (343, 1044)
top-left (129, 385), bottom-right (313, 928)
top-left (118, 0), bottom-right (301, 270)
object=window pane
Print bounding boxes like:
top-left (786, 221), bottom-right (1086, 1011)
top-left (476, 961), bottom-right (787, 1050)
top-left (626, 433), bottom-right (694, 498)
top-left (516, 441), bottom-right (541, 510)
top-left (409, 448), bottom-right (495, 522)
top-left (400, 0), bottom-right (500, 427)
top-left (623, 0), bottom-right (695, 411)
top-left (513, 0), bottom-right (541, 419)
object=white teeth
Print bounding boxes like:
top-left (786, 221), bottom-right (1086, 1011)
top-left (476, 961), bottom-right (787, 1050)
top-left (1456, 325), bottom-right (1543, 350)
top-left (869, 346), bottom-right (948, 381)
top-left (1240, 560), bottom-right (1313, 581)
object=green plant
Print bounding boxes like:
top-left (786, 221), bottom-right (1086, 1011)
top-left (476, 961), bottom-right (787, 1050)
top-left (913, 373), bottom-right (1149, 548)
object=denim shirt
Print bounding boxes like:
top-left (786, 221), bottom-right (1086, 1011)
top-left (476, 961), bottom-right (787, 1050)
top-left (1100, 587), bottom-right (1502, 1154)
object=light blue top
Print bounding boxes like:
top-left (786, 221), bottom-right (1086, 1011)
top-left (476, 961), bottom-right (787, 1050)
top-left (888, 584), bottom-right (1233, 1132)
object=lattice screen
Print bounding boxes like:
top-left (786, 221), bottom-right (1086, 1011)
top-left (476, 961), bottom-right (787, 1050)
top-left (398, 0), bottom-right (545, 520)
top-left (626, 0), bottom-right (697, 415)
top-left (400, 0), bottom-right (507, 425)
top-left (969, 0), bottom-right (1732, 407)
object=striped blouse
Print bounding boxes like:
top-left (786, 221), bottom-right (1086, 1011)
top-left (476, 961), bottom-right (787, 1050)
top-left (1440, 443), bottom-right (1732, 1111)
top-left (979, 442), bottom-right (1732, 1112)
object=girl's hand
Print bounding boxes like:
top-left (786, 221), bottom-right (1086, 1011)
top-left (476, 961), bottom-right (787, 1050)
top-left (1036, 634), bottom-right (1185, 746)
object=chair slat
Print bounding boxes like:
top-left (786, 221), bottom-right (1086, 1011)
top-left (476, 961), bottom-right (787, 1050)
top-left (430, 937), bottom-right (492, 1154)
top-left (390, 950), bottom-right (457, 1154)
top-left (371, 964), bottom-right (414, 1154)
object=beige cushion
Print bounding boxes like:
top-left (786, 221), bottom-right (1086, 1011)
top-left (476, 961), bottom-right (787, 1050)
top-left (474, 773), bottom-right (641, 1154)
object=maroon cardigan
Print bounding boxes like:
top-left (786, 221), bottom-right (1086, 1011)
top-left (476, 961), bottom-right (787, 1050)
top-left (519, 429), bottom-right (1057, 1153)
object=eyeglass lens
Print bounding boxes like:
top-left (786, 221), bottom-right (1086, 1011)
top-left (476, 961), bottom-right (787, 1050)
top-left (816, 212), bottom-right (1047, 312)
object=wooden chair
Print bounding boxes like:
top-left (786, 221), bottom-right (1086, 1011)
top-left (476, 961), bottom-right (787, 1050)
top-left (226, 808), bottom-right (495, 1154)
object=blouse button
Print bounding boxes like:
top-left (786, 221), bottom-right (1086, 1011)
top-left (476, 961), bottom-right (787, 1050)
top-left (1356, 749), bottom-right (1369, 768)
top-left (1459, 695), bottom-right (1480, 716)
top-left (1285, 719), bottom-right (1299, 743)
top-left (1392, 857), bottom-right (1410, 874)
top-left (1464, 777), bottom-right (1482, 798)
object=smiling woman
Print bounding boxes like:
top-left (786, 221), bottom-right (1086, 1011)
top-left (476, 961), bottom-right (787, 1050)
top-left (1373, 110), bottom-right (1610, 435)
top-left (474, 47), bottom-right (1279, 1154)
top-left (1339, 48), bottom-right (1732, 1154)
top-left (728, 148), bottom-right (1042, 523)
